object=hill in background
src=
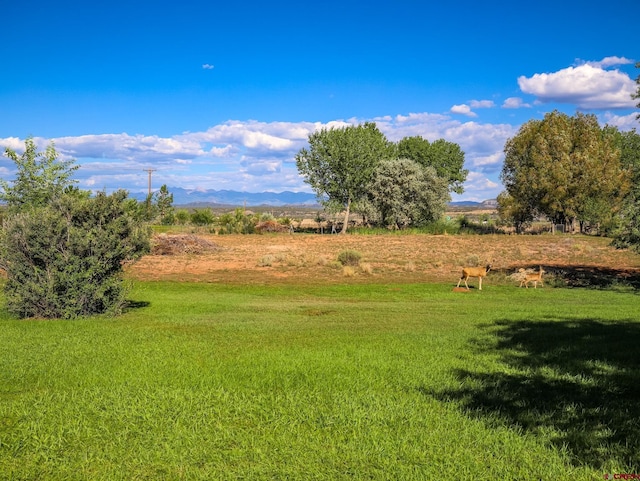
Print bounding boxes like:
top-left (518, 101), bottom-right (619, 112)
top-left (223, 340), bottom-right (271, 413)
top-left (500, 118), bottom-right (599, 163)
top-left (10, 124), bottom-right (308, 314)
top-left (131, 187), bottom-right (496, 209)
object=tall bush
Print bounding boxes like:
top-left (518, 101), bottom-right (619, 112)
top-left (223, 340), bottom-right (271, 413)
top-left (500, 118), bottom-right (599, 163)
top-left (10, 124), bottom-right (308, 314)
top-left (0, 190), bottom-right (150, 318)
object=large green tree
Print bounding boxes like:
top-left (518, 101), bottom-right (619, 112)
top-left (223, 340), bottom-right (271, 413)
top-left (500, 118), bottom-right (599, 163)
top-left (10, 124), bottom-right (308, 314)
top-left (296, 122), bottom-right (392, 233)
top-left (1, 137), bottom-right (78, 212)
top-left (612, 128), bottom-right (640, 251)
top-left (366, 158), bottom-right (449, 228)
top-left (396, 136), bottom-right (468, 194)
top-left (499, 111), bottom-right (630, 232)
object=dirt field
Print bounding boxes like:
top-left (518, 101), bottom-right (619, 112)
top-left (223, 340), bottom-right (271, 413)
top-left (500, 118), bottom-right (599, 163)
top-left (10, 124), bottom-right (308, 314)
top-left (127, 233), bottom-right (640, 288)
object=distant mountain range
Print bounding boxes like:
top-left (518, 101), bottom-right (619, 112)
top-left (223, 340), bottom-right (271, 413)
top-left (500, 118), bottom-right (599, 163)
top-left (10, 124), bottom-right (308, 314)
top-left (130, 187), bottom-right (496, 208)
top-left (131, 188), bottom-right (321, 207)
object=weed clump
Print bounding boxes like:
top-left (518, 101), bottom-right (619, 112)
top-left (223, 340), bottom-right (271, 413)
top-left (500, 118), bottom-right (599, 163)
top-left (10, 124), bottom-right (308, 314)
top-left (337, 249), bottom-right (362, 267)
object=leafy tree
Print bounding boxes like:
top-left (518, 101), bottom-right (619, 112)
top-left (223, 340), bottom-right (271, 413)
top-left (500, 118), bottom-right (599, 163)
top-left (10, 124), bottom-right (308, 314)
top-left (499, 111), bottom-right (630, 232)
top-left (396, 136), bottom-right (468, 194)
top-left (496, 191), bottom-right (535, 234)
top-left (0, 190), bottom-right (150, 318)
top-left (296, 122), bottom-right (392, 233)
top-left (1, 137), bottom-right (78, 212)
top-left (612, 128), bottom-right (640, 251)
top-left (142, 193), bottom-right (159, 222)
top-left (367, 158), bottom-right (449, 228)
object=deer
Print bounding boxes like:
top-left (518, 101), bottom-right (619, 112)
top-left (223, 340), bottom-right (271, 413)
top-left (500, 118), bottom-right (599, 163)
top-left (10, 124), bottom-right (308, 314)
top-left (520, 266), bottom-right (545, 289)
top-left (457, 264), bottom-right (492, 290)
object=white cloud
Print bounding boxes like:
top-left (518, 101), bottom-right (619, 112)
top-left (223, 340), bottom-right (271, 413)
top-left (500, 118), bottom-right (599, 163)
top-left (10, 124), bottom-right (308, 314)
top-left (202, 64), bottom-right (215, 70)
top-left (518, 61), bottom-right (636, 109)
top-left (469, 100), bottom-right (495, 109)
top-left (471, 152), bottom-right (503, 168)
top-left (0, 113), bottom-right (518, 200)
top-left (581, 56), bottom-right (634, 68)
top-left (502, 97), bottom-right (531, 109)
top-left (454, 171), bottom-right (502, 202)
top-left (450, 104), bottom-right (477, 117)
top-left (600, 112), bottom-right (640, 131)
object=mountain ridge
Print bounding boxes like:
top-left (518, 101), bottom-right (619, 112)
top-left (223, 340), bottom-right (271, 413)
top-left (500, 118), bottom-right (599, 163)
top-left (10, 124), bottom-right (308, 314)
top-left (130, 187), bottom-right (495, 208)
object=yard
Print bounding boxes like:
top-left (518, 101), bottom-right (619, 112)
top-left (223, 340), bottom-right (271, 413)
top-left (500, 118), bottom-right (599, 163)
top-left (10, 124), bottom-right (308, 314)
top-left (1, 233), bottom-right (639, 480)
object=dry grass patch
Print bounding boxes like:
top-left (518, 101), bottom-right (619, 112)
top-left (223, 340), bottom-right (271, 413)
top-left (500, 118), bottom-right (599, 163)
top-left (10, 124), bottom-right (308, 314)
top-left (129, 233), bottom-right (640, 286)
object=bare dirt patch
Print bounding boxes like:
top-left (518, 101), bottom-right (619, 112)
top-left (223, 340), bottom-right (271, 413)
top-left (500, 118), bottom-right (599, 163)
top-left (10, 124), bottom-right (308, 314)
top-left (151, 234), bottom-right (221, 256)
top-left (127, 233), bottom-right (640, 288)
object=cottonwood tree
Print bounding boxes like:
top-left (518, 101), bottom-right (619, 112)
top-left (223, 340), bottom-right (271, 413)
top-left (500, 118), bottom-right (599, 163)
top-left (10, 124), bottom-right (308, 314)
top-left (612, 128), bottom-right (640, 251)
top-left (396, 136), bottom-right (468, 194)
top-left (496, 191), bottom-right (536, 234)
top-left (366, 158), bottom-right (449, 228)
top-left (296, 122), bottom-right (392, 233)
top-left (499, 111), bottom-right (630, 232)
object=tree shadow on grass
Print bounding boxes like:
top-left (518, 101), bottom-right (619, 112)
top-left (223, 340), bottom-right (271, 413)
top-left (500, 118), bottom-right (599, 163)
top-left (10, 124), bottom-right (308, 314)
top-left (545, 265), bottom-right (640, 290)
top-left (426, 318), bottom-right (640, 469)
top-left (123, 300), bottom-right (151, 312)
top-left (499, 264), bottom-right (640, 291)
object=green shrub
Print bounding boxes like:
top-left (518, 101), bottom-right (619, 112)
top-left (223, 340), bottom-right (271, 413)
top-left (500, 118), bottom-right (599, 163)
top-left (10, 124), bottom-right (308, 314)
top-left (0, 191), bottom-right (150, 319)
top-left (175, 209), bottom-right (191, 225)
top-left (337, 249), bottom-right (362, 266)
top-left (190, 208), bottom-right (215, 226)
top-left (217, 208), bottom-right (256, 234)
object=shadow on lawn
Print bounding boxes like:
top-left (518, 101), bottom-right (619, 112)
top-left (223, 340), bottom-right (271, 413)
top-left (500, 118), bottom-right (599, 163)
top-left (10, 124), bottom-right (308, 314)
top-left (497, 264), bottom-right (640, 291)
top-left (123, 300), bottom-right (151, 311)
top-left (426, 318), bottom-right (640, 469)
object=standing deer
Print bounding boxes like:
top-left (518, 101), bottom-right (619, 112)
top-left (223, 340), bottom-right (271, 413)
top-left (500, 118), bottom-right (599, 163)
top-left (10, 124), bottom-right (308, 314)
top-left (520, 266), bottom-right (545, 288)
top-left (457, 264), bottom-right (492, 290)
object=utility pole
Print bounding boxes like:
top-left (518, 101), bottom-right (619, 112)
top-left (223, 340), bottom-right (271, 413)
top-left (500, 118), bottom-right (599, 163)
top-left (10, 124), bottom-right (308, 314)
top-left (143, 169), bottom-right (157, 196)
top-left (143, 169), bottom-right (157, 220)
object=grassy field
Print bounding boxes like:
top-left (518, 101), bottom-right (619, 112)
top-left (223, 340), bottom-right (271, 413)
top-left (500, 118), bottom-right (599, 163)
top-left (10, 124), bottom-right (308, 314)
top-left (1, 273), bottom-right (639, 479)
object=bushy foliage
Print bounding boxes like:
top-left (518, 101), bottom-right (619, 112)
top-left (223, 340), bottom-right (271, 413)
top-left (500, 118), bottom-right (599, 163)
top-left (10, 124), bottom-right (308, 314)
top-left (218, 208), bottom-right (256, 234)
top-left (612, 128), bottom-right (640, 251)
top-left (190, 208), bottom-right (216, 226)
top-left (367, 158), bottom-right (449, 228)
top-left (0, 190), bottom-right (150, 318)
top-left (337, 249), bottom-right (362, 267)
top-left (175, 209), bottom-right (191, 225)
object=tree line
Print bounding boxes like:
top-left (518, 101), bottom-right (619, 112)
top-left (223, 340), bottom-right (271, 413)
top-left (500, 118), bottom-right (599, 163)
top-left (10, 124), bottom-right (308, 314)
top-left (295, 122), bottom-right (467, 233)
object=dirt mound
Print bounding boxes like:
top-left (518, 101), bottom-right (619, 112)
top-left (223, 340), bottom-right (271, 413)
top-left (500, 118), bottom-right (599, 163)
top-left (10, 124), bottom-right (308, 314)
top-left (151, 234), bottom-right (221, 256)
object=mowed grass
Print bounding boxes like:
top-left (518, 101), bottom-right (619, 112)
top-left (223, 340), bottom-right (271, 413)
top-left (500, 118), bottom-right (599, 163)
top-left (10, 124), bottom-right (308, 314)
top-left (1, 280), bottom-right (639, 480)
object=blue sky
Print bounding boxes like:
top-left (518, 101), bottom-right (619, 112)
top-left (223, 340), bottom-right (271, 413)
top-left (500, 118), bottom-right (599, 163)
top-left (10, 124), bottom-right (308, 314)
top-left (1, 0), bottom-right (638, 202)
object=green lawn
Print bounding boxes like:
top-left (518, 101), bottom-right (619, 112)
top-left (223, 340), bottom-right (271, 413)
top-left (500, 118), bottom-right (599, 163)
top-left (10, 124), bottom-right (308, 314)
top-left (1, 281), bottom-right (638, 480)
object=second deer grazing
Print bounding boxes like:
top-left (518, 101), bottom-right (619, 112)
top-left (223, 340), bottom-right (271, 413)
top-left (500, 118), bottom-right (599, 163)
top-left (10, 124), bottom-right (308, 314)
top-left (457, 264), bottom-right (492, 290)
top-left (520, 266), bottom-right (545, 289)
